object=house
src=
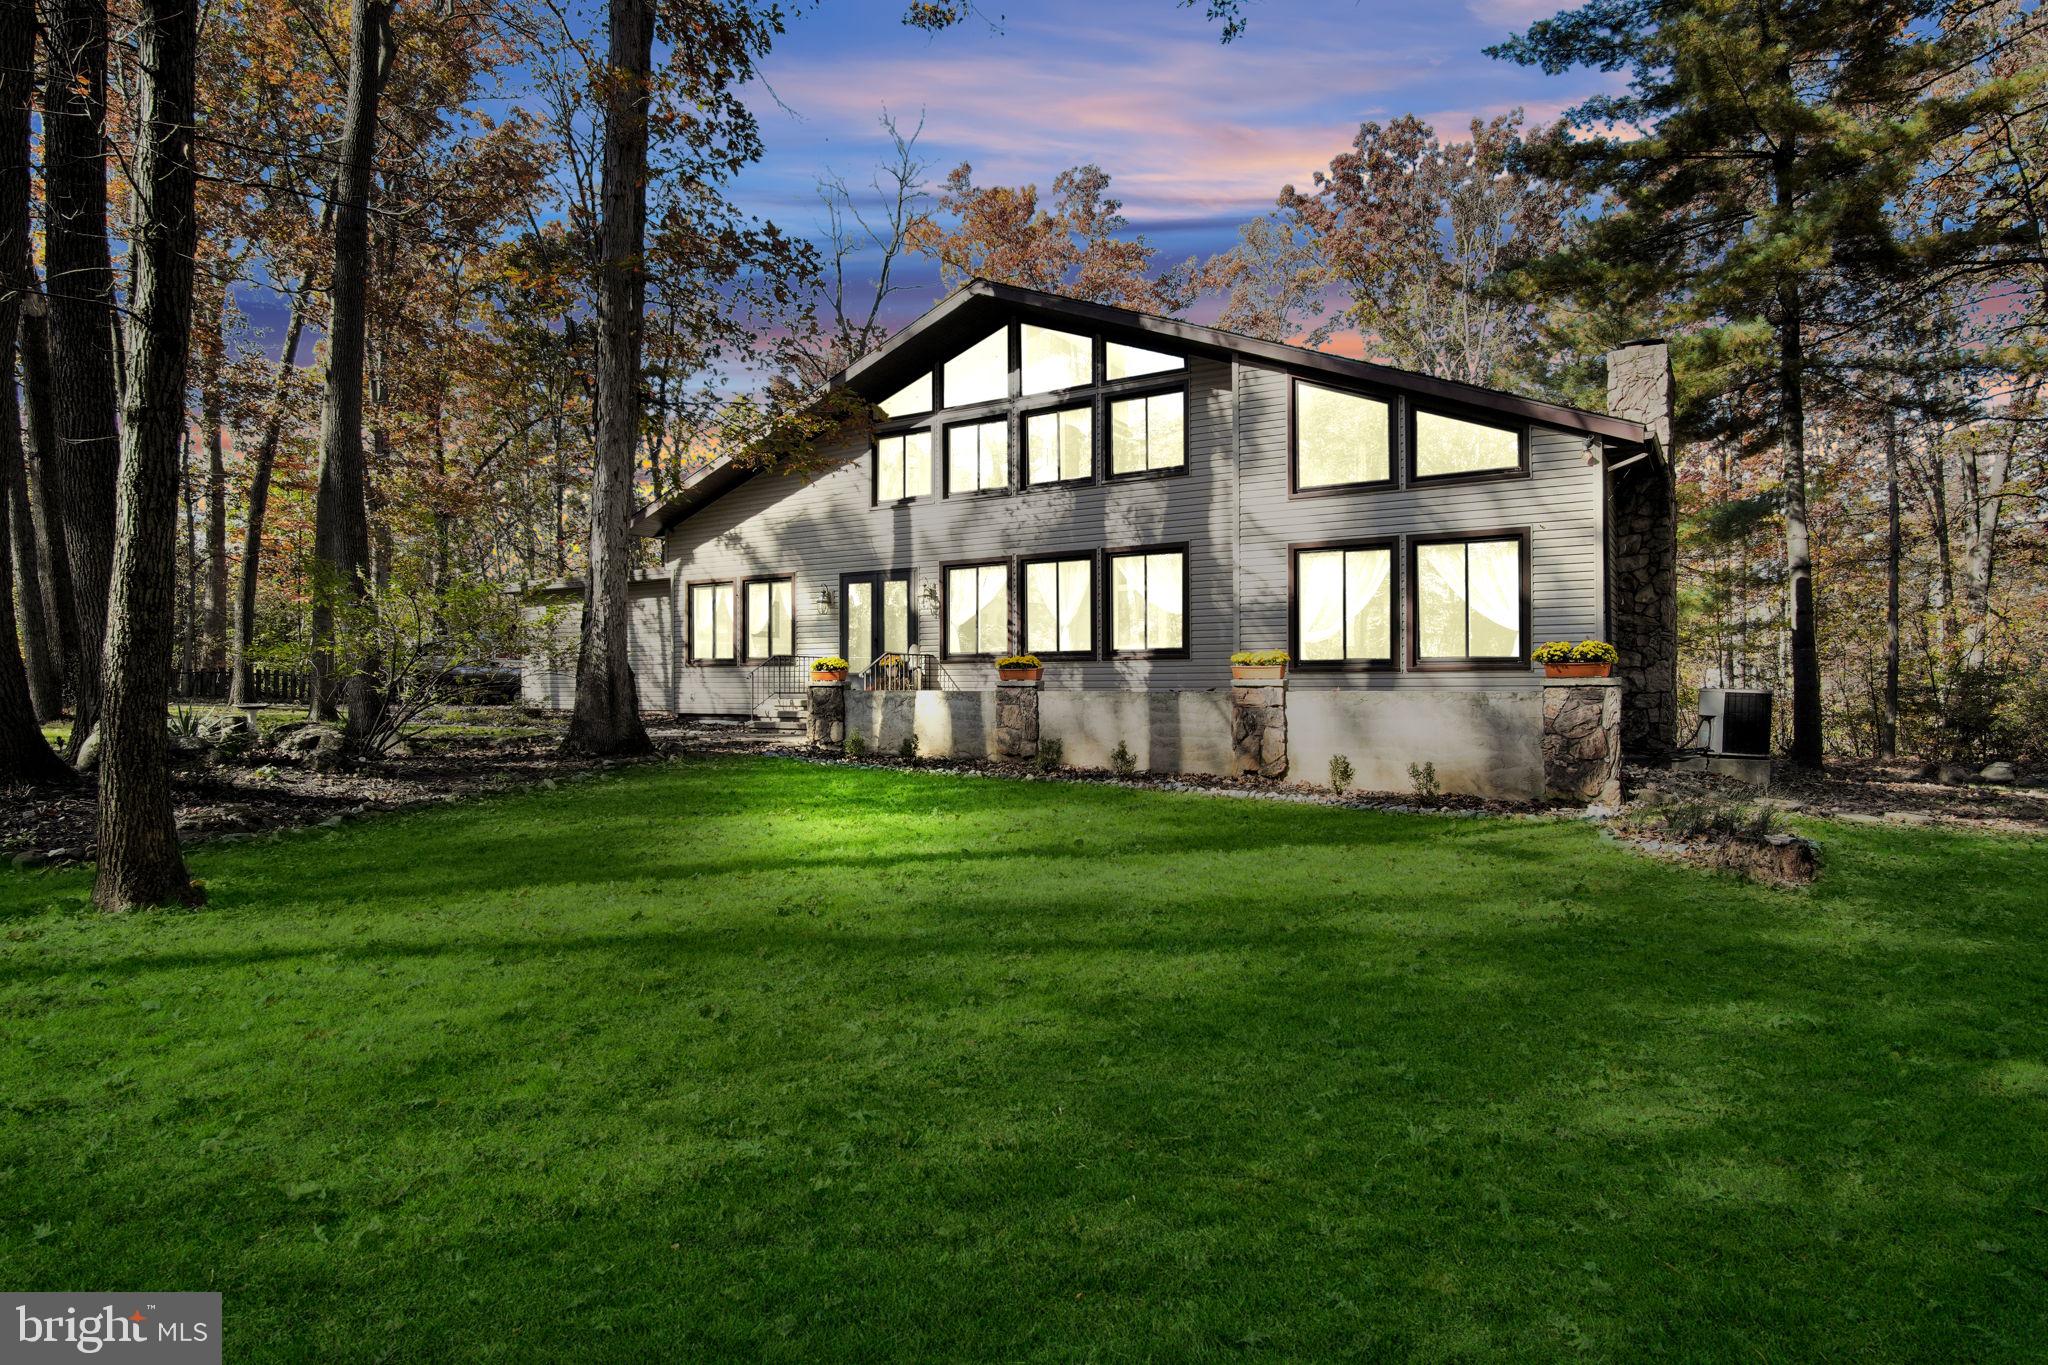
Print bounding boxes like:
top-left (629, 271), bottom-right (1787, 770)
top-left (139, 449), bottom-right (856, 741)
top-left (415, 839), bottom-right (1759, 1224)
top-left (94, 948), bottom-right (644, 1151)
top-left (527, 279), bottom-right (1677, 799)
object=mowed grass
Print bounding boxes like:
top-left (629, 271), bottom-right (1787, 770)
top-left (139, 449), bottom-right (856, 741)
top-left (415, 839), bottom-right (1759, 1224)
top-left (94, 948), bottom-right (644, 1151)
top-left (1, 757), bottom-right (2044, 1361)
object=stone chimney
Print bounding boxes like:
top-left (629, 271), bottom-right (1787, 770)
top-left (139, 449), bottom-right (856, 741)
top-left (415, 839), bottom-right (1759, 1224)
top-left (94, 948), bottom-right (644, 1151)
top-left (1603, 340), bottom-right (1678, 759)
top-left (1605, 339), bottom-right (1673, 452)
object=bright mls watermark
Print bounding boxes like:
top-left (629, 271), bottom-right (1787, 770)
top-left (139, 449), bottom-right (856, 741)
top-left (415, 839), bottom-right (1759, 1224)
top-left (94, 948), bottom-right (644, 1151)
top-left (5, 1294), bottom-right (219, 1362)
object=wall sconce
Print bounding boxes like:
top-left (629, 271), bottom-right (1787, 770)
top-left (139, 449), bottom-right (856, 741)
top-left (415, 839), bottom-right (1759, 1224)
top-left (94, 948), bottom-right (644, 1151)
top-left (815, 586), bottom-right (837, 615)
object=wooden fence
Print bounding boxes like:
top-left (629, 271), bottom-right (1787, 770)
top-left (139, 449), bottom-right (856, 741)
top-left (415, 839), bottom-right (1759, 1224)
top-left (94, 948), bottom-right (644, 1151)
top-left (175, 666), bottom-right (313, 705)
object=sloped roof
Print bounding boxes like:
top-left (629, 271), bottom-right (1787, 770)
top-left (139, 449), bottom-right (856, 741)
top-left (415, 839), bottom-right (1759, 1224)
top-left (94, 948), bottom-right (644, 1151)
top-left (632, 277), bottom-right (1654, 537)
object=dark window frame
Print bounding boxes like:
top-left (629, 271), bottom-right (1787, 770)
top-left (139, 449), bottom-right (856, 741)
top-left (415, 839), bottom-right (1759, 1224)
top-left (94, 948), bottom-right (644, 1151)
top-left (741, 574), bottom-right (797, 663)
top-left (1289, 375), bottom-right (1398, 498)
top-left (1406, 399), bottom-right (1531, 487)
top-left (871, 428), bottom-right (935, 507)
top-left (875, 370), bottom-right (935, 422)
top-left (941, 414), bottom-right (1013, 499)
top-left (1104, 382), bottom-right (1192, 484)
top-left (1019, 399), bottom-right (1097, 489)
top-left (685, 577), bottom-right (739, 667)
top-left (1405, 529), bottom-right (1532, 672)
top-left (1104, 541), bottom-right (1192, 659)
top-left (838, 569), bottom-right (917, 665)
top-left (938, 558), bottom-right (1014, 662)
top-left (1017, 551), bottom-right (1100, 660)
top-left (1017, 321), bottom-right (1098, 402)
top-left (939, 321), bottom-right (1016, 411)
top-left (1287, 538), bottom-right (1401, 672)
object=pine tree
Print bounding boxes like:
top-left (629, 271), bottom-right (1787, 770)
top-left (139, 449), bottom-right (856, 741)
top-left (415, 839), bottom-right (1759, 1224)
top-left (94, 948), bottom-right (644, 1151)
top-left (1491, 0), bottom-right (2039, 766)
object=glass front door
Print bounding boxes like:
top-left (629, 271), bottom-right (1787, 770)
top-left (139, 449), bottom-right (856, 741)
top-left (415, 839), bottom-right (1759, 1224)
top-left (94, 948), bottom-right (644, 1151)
top-left (842, 572), bottom-right (913, 674)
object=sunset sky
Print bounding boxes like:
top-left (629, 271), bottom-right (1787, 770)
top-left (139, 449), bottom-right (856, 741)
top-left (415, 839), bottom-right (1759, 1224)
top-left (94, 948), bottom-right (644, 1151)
top-left (726, 0), bottom-right (1614, 332)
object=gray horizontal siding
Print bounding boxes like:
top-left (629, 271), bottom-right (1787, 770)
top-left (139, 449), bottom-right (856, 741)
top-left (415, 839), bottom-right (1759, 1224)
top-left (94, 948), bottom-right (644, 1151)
top-left (661, 356), bottom-right (1238, 713)
top-left (648, 339), bottom-right (1610, 715)
top-left (1235, 361), bottom-right (1605, 690)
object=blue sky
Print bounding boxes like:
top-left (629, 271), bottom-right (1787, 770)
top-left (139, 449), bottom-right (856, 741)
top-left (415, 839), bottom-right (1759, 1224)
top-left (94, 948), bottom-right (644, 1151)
top-left (728, 0), bottom-right (1611, 332)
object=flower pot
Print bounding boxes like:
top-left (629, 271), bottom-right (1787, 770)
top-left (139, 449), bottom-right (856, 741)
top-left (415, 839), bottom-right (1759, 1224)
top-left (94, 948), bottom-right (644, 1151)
top-left (811, 669), bottom-right (847, 684)
top-left (997, 667), bottom-right (1042, 683)
top-left (1543, 662), bottom-right (1612, 679)
top-left (1232, 664), bottom-right (1286, 682)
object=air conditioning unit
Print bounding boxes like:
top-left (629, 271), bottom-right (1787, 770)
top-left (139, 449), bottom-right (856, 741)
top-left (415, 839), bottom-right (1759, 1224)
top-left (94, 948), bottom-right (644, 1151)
top-left (1698, 688), bottom-right (1772, 757)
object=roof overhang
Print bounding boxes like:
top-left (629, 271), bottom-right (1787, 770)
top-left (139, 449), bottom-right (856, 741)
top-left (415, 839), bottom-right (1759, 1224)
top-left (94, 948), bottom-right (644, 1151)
top-left (631, 277), bottom-right (1656, 537)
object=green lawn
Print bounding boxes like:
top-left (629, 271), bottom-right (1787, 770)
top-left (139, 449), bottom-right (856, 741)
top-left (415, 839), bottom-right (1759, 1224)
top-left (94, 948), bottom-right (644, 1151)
top-left (2, 757), bottom-right (2043, 1360)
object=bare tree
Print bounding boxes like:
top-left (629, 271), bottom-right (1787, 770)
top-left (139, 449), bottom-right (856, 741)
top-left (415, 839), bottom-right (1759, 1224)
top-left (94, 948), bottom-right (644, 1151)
top-left (795, 110), bottom-right (929, 385)
top-left (93, 0), bottom-right (202, 907)
top-left (17, 290), bottom-right (80, 709)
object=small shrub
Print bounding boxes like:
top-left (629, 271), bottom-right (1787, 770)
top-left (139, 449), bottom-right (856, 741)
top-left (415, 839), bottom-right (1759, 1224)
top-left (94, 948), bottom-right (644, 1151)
top-left (897, 733), bottom-right (919, 759)
top-left (995, 654), bottom-right (1041, 670)
top-left (1230, 649), bottom-right (1290, 667)
top-left (812, 656), bottom-right (851, 674)
top-left (1110, 741), bottom-right (1137, 777)
top-left (1570, 639), bottom-right (1619, 664)
top-left (1328, 753), bottom-right (1354, 794)
top-left (1647, 797), bottom-right (1779, 841)
top-left (1531, 641), bottom-right (1574, 664)
top-left (1036, 737), bottom-right (1064, 771)
top-left (844, 733), bottom-right (868, 757)
top-left (1408, 761), bottom-right (1439, 800)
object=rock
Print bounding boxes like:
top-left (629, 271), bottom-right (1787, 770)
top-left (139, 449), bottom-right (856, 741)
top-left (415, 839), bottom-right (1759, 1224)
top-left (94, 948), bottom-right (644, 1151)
top-left (11, 851), bottom-right (50, 869)
top-left (199, 713), bottom-right (257, 742)
top-left (279, 725), bottom-right (347, 760)
top-left (318, 815), bottom-right (346, 829)
top-left (1979, 761), bottom-right (2017, 785)
top-left (74, 728), bottom-right (101, 771)
top-left (1937, 761), bottom-right (1975, 786)
top-left (46, 847), bottom-right (84, 862)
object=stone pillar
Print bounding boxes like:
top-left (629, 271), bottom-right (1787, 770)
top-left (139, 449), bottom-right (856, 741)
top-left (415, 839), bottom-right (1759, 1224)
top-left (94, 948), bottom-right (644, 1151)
top-left (807, 681), bottom-right (846, 750)
top-left (1606, 341), bottom-right (1679, 758)
top-left (994, 679), bottom-right (1040, 763)
top-left (1230, 678), bottom-right (1287, 780)
top-left (1543, 679), bottom-right (1623, 806)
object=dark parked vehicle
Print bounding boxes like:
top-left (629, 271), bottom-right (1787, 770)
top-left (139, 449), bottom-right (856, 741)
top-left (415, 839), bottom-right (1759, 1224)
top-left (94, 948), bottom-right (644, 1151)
top-left (445, 663), bottom-right (521, 705)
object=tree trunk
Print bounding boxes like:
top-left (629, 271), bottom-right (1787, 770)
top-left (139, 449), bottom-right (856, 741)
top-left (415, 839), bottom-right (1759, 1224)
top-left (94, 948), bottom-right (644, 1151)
top-left (1880, 402), bottom-right (1900, 760)
top-left (1956, 428), bottom-right (2011, 675)
top-left (42, 0), bottom-right (122, 758)
top-left (93, 0), bottom-right (201, 908)
top-left (4, 409), bottom-right (62, 720)
top-left (0, 0), bottom-right (72, 785)
top-left (1772, 140), bottom-right (1822, 768)
top-left (310, 0), bottom-right (393, 737)
top-left (19, 294), bottom-right (81, 701)
top-left (228, 246), bottom-right (321, 707)
top-left (178, 429), bottom-right (198, 688)
top-left (563, 0), bottom-right (655, 757)
top-left (203, 379), bottom-right (228, 668)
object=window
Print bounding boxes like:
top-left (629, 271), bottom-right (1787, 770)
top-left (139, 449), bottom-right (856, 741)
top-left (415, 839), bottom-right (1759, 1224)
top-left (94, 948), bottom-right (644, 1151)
top-left (1022, 556), bottom-right (1093, 656)
top-left (946, 418), bottom-right (1008, 494)
top-left (1108, 390), bottom-right (1186, 476)
top-left (1020, 324), bottom-right (1092, 395)
top-left (877, 373), bottom-right (932, 419)
top-left (1293, 544), bottom-right (1394, 666)
top-left (1024, 405), bottom-right (1092, 486)
top-left (1293, 380), bottom-right (1391, 491)
top-left (1108, 548), bottom-right (1186, 654)
top-left (1411, 406), bottom-right (1525, 481)
top-left (744, 577), bottom-right (794, 660)
top-left (1105, 341), bottom-right (1182, 381)
top-left (689, 581), bottom-right (735, 663)
top-left (944, 562), bottom-right (1009, 658)
top-left (875, 431), bottom-right (931, 502)
top-left (944, 327), bottom-right (1009, 407)
top-left (1412, 534), bottom-right (1525, 666)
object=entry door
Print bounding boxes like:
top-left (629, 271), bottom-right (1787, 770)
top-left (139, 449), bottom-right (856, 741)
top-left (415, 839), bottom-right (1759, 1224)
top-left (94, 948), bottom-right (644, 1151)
top-left (842, 572), bottom-right (913, 674)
